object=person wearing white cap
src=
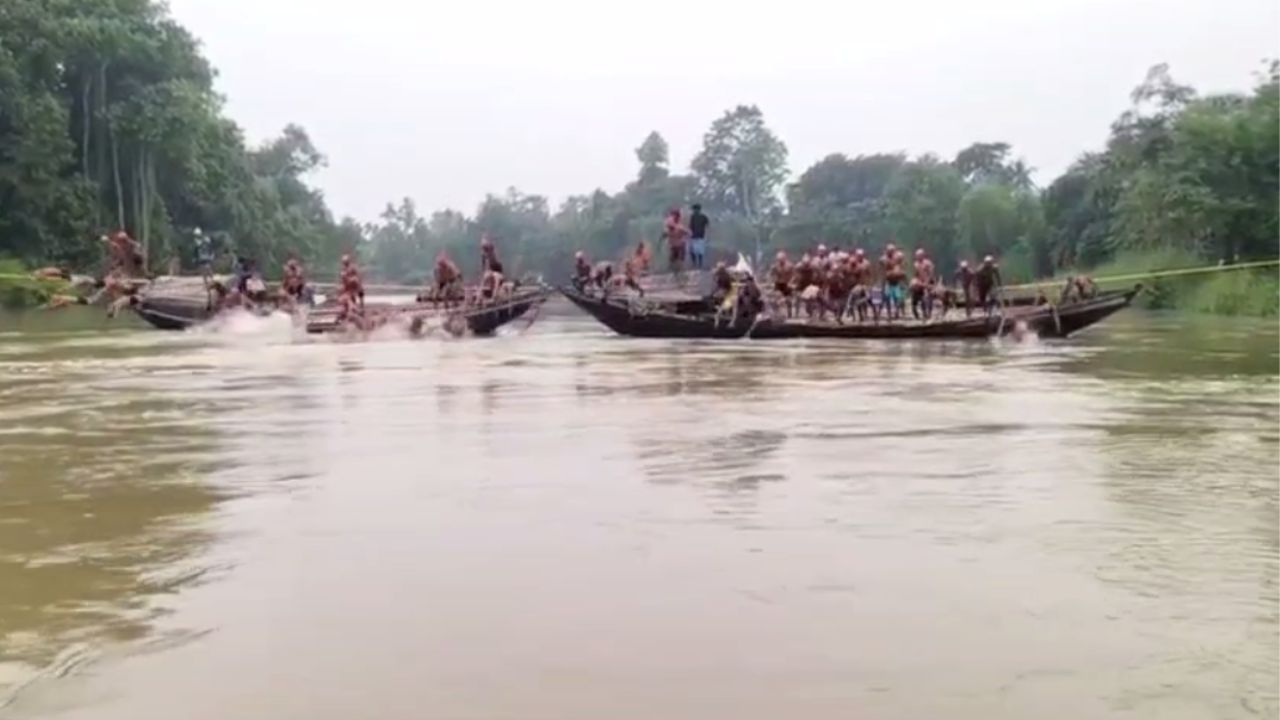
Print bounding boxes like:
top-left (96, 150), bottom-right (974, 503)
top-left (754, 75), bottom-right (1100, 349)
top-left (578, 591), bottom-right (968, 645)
top-left (975, 255), bottom-right (1003, 316)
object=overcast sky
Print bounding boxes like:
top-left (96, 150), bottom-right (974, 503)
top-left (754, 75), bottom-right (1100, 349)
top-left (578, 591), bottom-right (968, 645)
top-left (167, 0), bottom-right (1278, 221)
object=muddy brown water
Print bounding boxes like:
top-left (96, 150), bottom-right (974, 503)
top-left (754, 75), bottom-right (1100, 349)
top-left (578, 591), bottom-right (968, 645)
top-left (0, 307), bottom-right (1276, 719)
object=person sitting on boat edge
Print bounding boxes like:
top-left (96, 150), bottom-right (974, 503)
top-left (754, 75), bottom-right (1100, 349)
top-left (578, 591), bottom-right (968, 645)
top-left (710, 261), bottom-right (734, 306)
top-left (590, 261), bottom-right (614, 294)
top-left (736, 268), bottom-right (765, 319)
top-left (479, 267), bottom-right (503, 302)
top-left (1060, 275), bottom-right (1098, 303)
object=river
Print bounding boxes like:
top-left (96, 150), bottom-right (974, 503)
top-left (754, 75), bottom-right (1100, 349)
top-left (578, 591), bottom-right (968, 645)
top-left (0, 306), bottom-right (1276, 720)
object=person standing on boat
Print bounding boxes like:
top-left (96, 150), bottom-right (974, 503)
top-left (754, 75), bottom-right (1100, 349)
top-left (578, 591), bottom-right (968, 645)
top-left (794, 254), bottom-right (821, 318)
top-left (688, 204), bottom-right (710, 270)
top-left (622, 241), bottom-right (649, 296)
top-left (280, 257), bottom-right (310, 309)
top-left (480, 234), bottom-right (504, 275)
top-left (769, 251), bottom-right (795, 317)
top-left (102, 230), bottom-right (144, 276)
top-left (952, 261), bottom-right (976, 317)
top-left (975, 255), bottom-right (1003, 316)
top-left (337, 254), bottom-right (365, 321)
top-left (663, 209), bottom-right (689, 272)
top-left (192, 228), bottom-right (214, 277)
top-left (910, 249), bottom-right (936, 320)
top-left (880, 243), bottom-right (906, 320)
top-left (572, 251), bottom-right (592, 291)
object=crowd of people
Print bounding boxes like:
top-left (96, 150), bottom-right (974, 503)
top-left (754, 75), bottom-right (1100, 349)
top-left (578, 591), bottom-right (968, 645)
top-left (767, 244), bottom-right (1006, 322)
top-left (570, 223), bottom-right (1024, 325)
top-left (42, 215), bottom-right (1101, 329)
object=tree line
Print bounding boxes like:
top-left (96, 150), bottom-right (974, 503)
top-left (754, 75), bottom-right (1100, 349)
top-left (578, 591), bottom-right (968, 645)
top-left (2, 1), bottom-right (1275, 288)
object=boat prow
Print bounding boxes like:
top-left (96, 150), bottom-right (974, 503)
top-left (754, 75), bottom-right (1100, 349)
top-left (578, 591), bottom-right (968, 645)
top-left (560, 287), bottom-right (751, 338)
top-left (1017, 284), bottom-right (1141, 338)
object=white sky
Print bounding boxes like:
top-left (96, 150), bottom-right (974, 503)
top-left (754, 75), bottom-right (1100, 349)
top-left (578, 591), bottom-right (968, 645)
top-left (167, 0), bottom-right (1278, 221)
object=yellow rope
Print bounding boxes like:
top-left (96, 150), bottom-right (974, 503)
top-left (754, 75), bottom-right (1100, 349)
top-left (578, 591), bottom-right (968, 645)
top-left (1004, 258), bottom-right (1280, 291)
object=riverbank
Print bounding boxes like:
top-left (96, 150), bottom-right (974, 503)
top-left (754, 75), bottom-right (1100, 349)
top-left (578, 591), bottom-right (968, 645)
top-left (1047, 250), bottom-right (1280, 317)
top-left (0, 260), bottom-right (72, 310)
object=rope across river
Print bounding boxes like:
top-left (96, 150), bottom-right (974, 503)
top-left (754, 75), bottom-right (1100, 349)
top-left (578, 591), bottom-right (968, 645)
top-left (1002, 258), bottom-right (1280, 292)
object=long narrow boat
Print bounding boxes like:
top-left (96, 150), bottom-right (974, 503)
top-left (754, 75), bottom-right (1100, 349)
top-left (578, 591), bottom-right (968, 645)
top-left (560, 285), bottom-right (1140, 340)
top-left (303, 286), bottom-right (550, 336)
top-left (130, 276), bottom-right (551, 337)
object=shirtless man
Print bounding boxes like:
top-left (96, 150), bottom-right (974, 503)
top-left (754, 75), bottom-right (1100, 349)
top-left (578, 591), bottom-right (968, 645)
top-left (794, 254), bottom-right (821, 319)
top-left (880, 243), bottom-right (907, 320)
top-left (824, 259), bottom-right (851, 323)
top-left (663, 209), bottom-right (689, 273)
top-left (479, 234), bottom-right (503, 275)
top-left (591, 261), bottom-right (615, 293)
top-left (279, 257), bottom-right (309, 308)
top-left (337, 254), bottom-right (365, 323)
top-left (623, 241), bottom-right (648, 296)
top-left (815, 244), bottom-right (830, 269)
top-left (711, 261), bottom-right (734, 306)
top-left (100, 230), bottom-right (145, 276)
top-left (769, 251), bottom-right (795, 317)
top-left (1060, 274), bottom-right (1098, 303)
top-left (479, 267), bottom-right (503, 302)
top-left (910, 249), bottom-right (937, 320)
top-left (737, 273), bottom-right (765, 318)
top-left (974, 255), bottom-right (1003, 316)
top-left (632, 240), bottom-right (651, 275)
top-left (572, 251), bottom-right (593, 291)
top-left (428, 251), bottom-right (462, 306)
top-left (845, 249), bottom-right (873, 322)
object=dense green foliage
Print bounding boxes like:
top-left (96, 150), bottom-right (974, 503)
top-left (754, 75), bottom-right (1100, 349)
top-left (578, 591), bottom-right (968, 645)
top-left (1, 0), bottom-right (1274, 314)
top-left (0, 0), bottom-right (358, 275)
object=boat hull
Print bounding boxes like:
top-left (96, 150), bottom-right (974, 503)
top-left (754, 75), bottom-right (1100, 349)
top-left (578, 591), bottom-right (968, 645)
top-left (134, 296), bottom-right (216, 330)
top-left (304, 288), bottom-right (550, 337)
top-left (561, 285), bottom-right (1140, 341)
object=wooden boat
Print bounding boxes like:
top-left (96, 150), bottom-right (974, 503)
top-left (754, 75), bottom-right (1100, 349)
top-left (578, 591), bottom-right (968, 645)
top-left (303, 286), bottom-right (550, 336)
top-left (560, 284), bottom-right (1141, 341)
top-left (130, 274), bottom-right (551, 337)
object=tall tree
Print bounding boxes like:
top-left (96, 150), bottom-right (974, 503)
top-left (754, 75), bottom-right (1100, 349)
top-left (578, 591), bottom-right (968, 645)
top-left (883, 156), bottom-right (967, 269)
top-left (634, 131), bottom-right (670, 185)
top-left (690, 105), bottom-right (788, 219)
